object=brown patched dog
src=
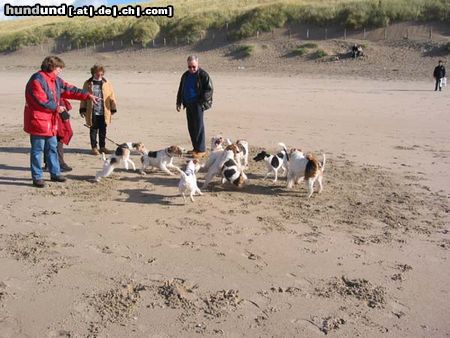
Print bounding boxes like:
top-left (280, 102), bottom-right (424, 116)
top-left (304, 153), bottom-right (326, 198)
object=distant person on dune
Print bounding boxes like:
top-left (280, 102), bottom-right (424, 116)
top-left (176, 55), bottom-right (213, 159)
top-left (24, 56), bottom-right (99, 188)
top-left (80, 64), bottom-right (118, 155)
top-left (351, 43), bottom-right (364, 59)
top-left (433, 60), bottom-right (446, 92)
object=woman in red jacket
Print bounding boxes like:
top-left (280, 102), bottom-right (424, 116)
top-left (24, 56), bottom-right (99, 188)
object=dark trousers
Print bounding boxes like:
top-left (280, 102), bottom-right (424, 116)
top-left (90, 115), bottom-right (107, 148)
top-left (185, 102), bottom-right (205, 152)
top-left (435, 78), bottom-right (442, 91)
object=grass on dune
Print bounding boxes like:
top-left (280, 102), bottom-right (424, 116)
top-left (0, 0), bottom-right (448, 52)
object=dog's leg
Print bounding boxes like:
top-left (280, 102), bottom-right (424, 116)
top-left (123, 159), bottom-right (129, 171)
top-left (189, 192), bottom-right (195, 202)
top-left (195, 187), bottom-right (203, 196)
top-left (317, 175), bottom-right (323, 194)
top-left (202, 170), bottom-right (217, 189)
top-left (128, 159), bottom-right (136, 171)
top-left (281, 165), bottom-right (287, 176)
top-left (160, 164), bottom-right (175, 176)
top-left (182, 192), bottom-right (187, 204)
top-left (221, 177), bottom-right (227, 184)
top-left (167, 162), bottom-right (181, 172)
top-left (306, 178), bottom-right (314, 198)
top-left (273, 169), bottom-right (278, 183)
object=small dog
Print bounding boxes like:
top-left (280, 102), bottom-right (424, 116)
top-left (202, 144), bottom-right (241, 189)
top-left (253, 142), bottom-right (289, 182)
top-left (287, 150), bottom-right (326, 198)
top-left (210, 135), bottom-right (225, 151)
top-left (221, 156), bottom-right (247, 187)
top-left (175, 159), bottom-right (203, 203)
top-left (140, 145), bottom-right (183, 176)
top-left (235, 139), bottom-right (249, 169)
top-left (95, 142), bottom-right (145, 182)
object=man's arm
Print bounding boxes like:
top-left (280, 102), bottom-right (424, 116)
top-left (200, 70), bottom-right (213, 108)
top-left (176, 74), bottom-right (184, 110)
top-left (60, 78), bottom-right (90, 101)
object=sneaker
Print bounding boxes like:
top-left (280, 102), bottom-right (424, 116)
top-left (100, 147), bottom-right (113, 154)
top-left (32, 179), bottom-right (46, 188)
top-left (192, 151), bottom-right (207, 159)
top-left (91, 147), bottom-right (100, 155)
top-left (60, 163), bottom-right (72, 172)
top-left (50, 175), bottom-right (67, 183)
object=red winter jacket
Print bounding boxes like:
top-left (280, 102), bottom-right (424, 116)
top-left (24, 70), bottom-right (90, 136)
top-left (56, 98), bottom-right (73, 145)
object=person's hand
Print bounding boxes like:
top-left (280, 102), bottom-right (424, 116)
top-left (176, 104), bottom-right (181, 112)
top-left (56, 106), bottom-right (66, 113)
top-left (89, 94), bottom-right (101, 105)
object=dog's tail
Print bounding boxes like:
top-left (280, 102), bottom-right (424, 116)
top-left (174, 166), bottom-right (187, 179)
top-left (278, 142), bottom-right (289, 161)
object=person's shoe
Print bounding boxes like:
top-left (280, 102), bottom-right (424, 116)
top-left (100, 147), bottom-right (113, 154)
top-left (32, 179), bottom-right (46, 188)
top-left (91, 147), bottom-right (101, 155)
top-left (50, 175), bottom-right (67, 183)
top-left (192, 151), bottom-right (207, 159)
top-left (60, 163), bottom-right (72, 172)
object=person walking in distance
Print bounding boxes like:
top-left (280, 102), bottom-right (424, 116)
top-left (433, 60), bottom-right (446, 92)
top-left (176, 55), bottom-right (213, 159)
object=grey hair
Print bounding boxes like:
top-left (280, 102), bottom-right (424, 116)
top-left (187, 55), bottom-right (198, 62)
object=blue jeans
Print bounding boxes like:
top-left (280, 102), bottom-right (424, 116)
top-left (30, 135), bottom-right (60, 180)
top-left (185, 102), bottom-right (206, 152)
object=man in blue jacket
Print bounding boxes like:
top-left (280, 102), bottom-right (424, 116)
top-left (176, 55), bottom-right (213, 159)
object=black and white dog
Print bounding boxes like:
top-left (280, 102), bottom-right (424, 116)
top-left (140, 145), bottom-right (183, 176)
top-left (95, 142), bottom-right (145, 182)
top-left (221, 152), bottom-right (247, 187)
top-left (253, 143), bottom-right (289, 182)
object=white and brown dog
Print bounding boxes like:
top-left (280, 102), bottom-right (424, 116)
top-left (175, 159), bottom-right (203, 203)
top-left (287, 149), bottom-right (326, 198)
top-left (95, 142), bottom-right (145, 182)
top-left (210, 135), bottom-right (225, 151)
top-left (253, 142), bottom-right (289, 182)
top-left (223, 138), bottom-right (249, 169)
top-left (140, 145), bottom-right (183, 176)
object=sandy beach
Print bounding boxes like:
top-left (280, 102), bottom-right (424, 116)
top-left (0, 60), bottom-right (449, 337)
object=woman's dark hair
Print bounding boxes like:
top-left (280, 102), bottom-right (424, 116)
top-left (40, 56), bottom-right (65, 72)
top-left (91, 64), bottom-right (105, 76)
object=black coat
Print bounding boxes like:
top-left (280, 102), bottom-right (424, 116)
top-left (433, 65), bottom-right (446, 79)
top-left (177, 68), bottom-right (213, 110)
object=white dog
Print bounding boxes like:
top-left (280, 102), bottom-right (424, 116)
top-left (95, 142), bottom-right (145, 182)
top-left (287, 149), bottom-right (326, 198)
top-left (140, 145), bottom-right (183, 176)
top-left (176, 159), bottom-right (203, 203)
